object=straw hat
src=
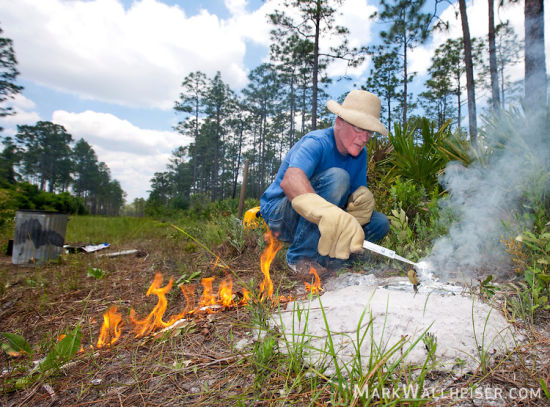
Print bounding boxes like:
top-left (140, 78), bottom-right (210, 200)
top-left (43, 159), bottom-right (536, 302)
top-left (326, 90), bottom-right (388, 137)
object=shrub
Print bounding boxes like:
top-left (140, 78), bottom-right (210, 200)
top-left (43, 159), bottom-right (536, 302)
top-left (386, 118), bottom-right (452, 191)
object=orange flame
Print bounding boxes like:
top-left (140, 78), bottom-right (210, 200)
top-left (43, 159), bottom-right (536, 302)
top-left (199, 277), bottom-right (217, 307)
top-left (240, 288), bottom-right (250, 305)
top-left (93, 239), bottom-right (294, 347)
top-left (259, 230), bottom-right (282, 301)
top-left (305, 267), bottom-right (322, 295)
top-left (96, 305), bottom-right (123, 347)
top-left (277, 294), bottom-right (294, 303)
top-left (218, 275), bottom-right (234, 307)
top-left (179, 284), bottom-right (196, 315)
top-left (129, 273), bottom-right (176, 337)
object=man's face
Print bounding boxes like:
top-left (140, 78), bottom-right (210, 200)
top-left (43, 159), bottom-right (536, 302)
top-left (334, 117), bottom-right (373, 157)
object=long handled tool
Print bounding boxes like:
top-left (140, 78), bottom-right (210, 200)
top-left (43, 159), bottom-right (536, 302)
top-left (362, 240), bottom-right (418, 267)
top-left (362, 240), bottom-right (421, 292)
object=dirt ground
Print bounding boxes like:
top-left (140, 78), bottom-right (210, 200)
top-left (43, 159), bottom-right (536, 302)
top-left (1, 235), bottom-right (549, 406)
top-left (0, 234), bottom-right (303, 406)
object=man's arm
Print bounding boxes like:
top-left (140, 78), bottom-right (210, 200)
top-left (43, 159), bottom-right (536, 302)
top-left (280, 167), bottom-right (314, 200)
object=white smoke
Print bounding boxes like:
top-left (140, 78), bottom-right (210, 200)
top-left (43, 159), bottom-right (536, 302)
top-left (425, 107), bottom-right (550, 280)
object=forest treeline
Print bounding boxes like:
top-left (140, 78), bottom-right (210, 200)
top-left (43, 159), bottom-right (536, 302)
top-left (1, 121), bottom-right (125, 215)
top-left (145, 0), bottom-right (533, 214)
top-left (0, 0), bottom-right (547, 217)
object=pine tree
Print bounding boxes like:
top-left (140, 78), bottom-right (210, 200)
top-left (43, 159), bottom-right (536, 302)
top-left (458, 0), bottom-right (478, 143)
top-left (15, 121), bottom-right (73, 192)
top-left (373, 0), bottom-right (432, 126)
top-left (0, 26), bottom-right (23, 124)
top-left (269, 0), bottom-right (362, 129)
top-left (365, 46), bottom-right (402, 132)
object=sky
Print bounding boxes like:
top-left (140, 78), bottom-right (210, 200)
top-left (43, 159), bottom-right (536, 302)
top-left (0, 0), bottom-right (548, 202)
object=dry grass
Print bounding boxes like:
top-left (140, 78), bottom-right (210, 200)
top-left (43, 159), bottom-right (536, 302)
top-left (0, 226), bottom-right (549, 406)
top-left (0, 229), bottom-right (300, 406)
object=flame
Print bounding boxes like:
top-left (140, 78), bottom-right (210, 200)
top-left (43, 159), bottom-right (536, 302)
top-left (218, 275), bottom-right (234, 307)
top-left (259, 230), bottom-right (282, 301)
top-left (179, 284), bottom-right (196, 315)
top-left (305, 267), bottom-right (322, 295)
top-left (129, 273), bottom-right (176, 337)
top-left (90, 233), bottom-right (292, 347)
top-left (278, 294), bottom-right (294, 303)
top-left (96, 305), bottom-right (123, 348)
top-left (240, 288), bottom-right (250, 305)
top-left (199, 277), bottom-right (217, 307)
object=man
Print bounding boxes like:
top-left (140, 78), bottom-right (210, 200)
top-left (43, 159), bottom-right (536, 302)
top-left (260, 90), bottom-right (390, 273)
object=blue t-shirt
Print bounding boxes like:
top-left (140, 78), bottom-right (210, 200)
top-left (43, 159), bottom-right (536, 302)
top-left (260, 127), bottom-right (367, 217)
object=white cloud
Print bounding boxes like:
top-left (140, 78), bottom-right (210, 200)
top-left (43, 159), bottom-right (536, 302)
top-left (325, 0), bottom-right (377, 78)
top-left (0, 94), bottom-right (41, 136)
top-left (52, 110), bottom-right (191, 200)
top-left (0, 0), bottom-right (277, 110)
top-left (225, 0), bottom-right (248, 17)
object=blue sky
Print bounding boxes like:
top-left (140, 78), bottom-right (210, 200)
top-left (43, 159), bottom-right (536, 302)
top-left (0, 0), bottom-right (544, 201)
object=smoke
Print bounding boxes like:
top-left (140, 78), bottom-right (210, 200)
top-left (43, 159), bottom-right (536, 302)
top-left (425, 107), bottom-right (550, 280)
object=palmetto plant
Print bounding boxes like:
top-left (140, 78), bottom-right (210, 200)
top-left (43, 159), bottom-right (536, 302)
top-left (385, 118), bottom-right (452, 191)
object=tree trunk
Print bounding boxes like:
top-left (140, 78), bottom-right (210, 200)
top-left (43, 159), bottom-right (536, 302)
top-left (488, 0), bottom-right (500, 110)
top-left (402, 32), bottom-right (408, 126)
top-left (456, 74), bottom-right (462, 130)
top-left (193, 98), bottom-right (200, 194)
top-left (301, 86), bottom-right (307, 135)
top-left (232, 126), bottom-right (244, 199)
top-left (524, 0), bottom-right (547, 110)
top-left (386, 97), bottom-right (391, 134)
top-left (499, 65), bottom-right (505, 109)
top-left (458, 0), bottom-right (477, 143)
top-left (289, 75), bottom-right (296, 148)
top-left (311, 2), bottom-right (321, 130)
top-left (237, 159), bottom-right (249, 219)
top-left (212, 110), bottom-right (221, 202)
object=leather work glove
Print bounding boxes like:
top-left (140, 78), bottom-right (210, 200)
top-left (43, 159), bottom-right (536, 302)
top-left (346, 186), bottom-right (375, 226)
top-left (291, 193), bottom-right (364, 259)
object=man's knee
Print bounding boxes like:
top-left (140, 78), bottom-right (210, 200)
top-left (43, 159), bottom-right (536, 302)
top-left (365, 211), bottom-right (390, 242)
top-left (311, 168), bottom-right (350, 205)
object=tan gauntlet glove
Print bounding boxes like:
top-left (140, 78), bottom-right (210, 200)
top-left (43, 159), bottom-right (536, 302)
top-left (346, 186), bottom-right (375, 226)
top-left (291, 193), bottom-right (364, 259)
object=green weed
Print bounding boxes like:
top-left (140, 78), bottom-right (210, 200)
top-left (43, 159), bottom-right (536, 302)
top-left (1, 327), bottom-right (82, 391)
top-left (175, 271), bottom-right (201, 286)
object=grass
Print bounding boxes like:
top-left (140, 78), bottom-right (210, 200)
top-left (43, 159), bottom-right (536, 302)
top-left (65, 215), bottom-right (171, 245)
top-left (267, 292), bottom-right (438, 406)
top-left (0, 215), bottom-right (549, 405)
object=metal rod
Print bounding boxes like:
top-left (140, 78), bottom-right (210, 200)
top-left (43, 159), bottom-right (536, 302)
top-left (362, 240), bottom-right (418, 267)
